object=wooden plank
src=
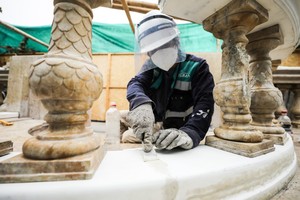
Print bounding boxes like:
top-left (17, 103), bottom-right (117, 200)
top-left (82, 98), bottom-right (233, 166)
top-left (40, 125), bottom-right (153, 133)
top-left (110, 54), bottom-right (135, 87)
top-left (93, 54), bottom-right (108, 87)
top-left (91, 88), bottom-right (130, 121)
top-left (105, 54), bottom-right (112, 110)
top-left (109, 89), bottom-right (129, 111)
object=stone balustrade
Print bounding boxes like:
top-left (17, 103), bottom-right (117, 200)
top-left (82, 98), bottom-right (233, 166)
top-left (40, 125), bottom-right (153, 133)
top-left (273, 66), bottom-right (300, 128)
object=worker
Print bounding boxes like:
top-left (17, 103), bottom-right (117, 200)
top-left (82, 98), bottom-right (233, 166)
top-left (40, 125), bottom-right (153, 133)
top-left (121, 10), bottom-right (215, 151)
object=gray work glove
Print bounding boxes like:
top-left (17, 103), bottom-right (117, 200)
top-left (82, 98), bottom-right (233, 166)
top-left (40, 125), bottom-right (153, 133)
top-left (153, 128), bottom-right (193, 150)
top-left (126, 103), bottom-right (155, 152)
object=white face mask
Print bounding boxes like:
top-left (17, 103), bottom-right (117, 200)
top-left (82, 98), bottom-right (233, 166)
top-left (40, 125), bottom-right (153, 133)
top-left (150, 47), bottom-right (178, 71)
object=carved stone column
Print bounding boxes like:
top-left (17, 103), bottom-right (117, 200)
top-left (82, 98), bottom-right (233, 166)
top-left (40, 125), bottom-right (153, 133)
top-left (274, 86), bottom-right (289, 118)
top-left (204, 0), bottom-right (274, 157)
top-left (272, 60), bottom-right (288, 119)
top-left (0, 0), bottom-right (110, 183)
top-left (291, 88), bottom-right (300, 128)
top-left (246, 25), bottom-right (286, 145)
top-left (23, 0), bottom-right (103, 159)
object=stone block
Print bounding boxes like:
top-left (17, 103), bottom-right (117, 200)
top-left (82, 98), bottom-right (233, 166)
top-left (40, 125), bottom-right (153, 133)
top-left (205, 135), bottom-right (275, 158)
top-left (0, 146), bottom-right (105, 183)
top-left (0, 55), bottom-right (42, 117)
top-left (0, 140), bottom-right (13, 156)
top-left (264, 132), bottom-right (288, 145)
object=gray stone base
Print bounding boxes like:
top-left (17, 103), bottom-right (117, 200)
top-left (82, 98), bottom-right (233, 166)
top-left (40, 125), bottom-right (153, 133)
top-left (292, 121), bottom-right (300, 129)
top-left (264, 132), bottom-right (288, 145)
top-left (0, 146), bottom-right (105, 183)
top-left (0, 140), bottom-right (13, 156)
top-left (205, 135), bottom-right (275, 158)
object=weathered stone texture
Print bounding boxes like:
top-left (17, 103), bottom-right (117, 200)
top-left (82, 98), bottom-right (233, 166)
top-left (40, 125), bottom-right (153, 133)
top-left (247, 24), bottom-right (286, 143)
top-left (203, 0), bottom-right (268, 143)
top-left (23, 1), bottom-right (104, 160)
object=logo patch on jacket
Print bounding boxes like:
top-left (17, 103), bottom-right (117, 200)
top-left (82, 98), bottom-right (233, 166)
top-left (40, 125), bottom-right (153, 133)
top-left (178, 73), bottom-right (190, 78)
top-left (192, 109), bottom-right (210, 118)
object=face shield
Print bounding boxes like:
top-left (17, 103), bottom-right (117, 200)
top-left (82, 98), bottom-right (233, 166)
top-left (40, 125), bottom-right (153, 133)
top-left (134, 11), bottom-right (186, 74)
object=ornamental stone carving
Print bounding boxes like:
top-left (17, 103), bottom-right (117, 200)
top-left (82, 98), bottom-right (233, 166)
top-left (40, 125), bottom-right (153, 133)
top-left (203, 0), bottom-right (277, 157)
top-left (246, 25), bottom-right (286, 140)
top-left (23, 1), bottom-right (103, 159)
top-left (203, 0), bottom-right (268, 143)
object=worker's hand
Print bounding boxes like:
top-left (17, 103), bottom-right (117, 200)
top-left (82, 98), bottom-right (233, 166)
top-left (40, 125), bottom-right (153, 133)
top-left (153, 128), bottom-right (193, 150)
top-left (126, 103), bottom-right (155, 152)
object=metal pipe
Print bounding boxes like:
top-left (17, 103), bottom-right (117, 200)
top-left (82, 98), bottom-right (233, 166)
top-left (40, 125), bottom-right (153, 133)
top-left (0, 20), bottom-right (49, 48)
top-left (112, 3), bottom-right (153, 14)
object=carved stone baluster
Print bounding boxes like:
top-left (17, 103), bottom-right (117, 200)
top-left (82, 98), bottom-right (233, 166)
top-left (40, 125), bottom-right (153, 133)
top-left (272, 60), bottom-right (288, 120)
top-left (246, 25), bottom-right (286, 145)
top-left (273, 65), bottom-right (300, 126)
top-left (23, 0), bottom-right (103, 159)
top-left (291, 88), bottom-right (300, 128)
top-left (0, 0), bottom-right (112, 183)
top-left (204, 0), bottom-right (275, 157)
top-left (275, 86), bottom-right (289, 118)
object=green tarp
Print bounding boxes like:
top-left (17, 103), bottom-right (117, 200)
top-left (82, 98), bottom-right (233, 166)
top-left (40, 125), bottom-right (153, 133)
top-left (0, 22), bottom-right (219, 54)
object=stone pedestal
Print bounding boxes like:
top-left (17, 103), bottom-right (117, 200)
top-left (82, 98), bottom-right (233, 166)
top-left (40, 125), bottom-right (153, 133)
top-left (205, 136), bottom-right (275, 158)
top-left (246, 25), bottom-right (286, 145)
top-left (203, 0), bottom-right (275, 157)
top-left (0, 140), bottom-right (105, 183)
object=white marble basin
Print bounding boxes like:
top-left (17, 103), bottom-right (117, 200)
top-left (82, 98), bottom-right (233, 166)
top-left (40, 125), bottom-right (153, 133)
top-left (159, 0), bottom-right (300, 61)
top-left (0, 134), bottom-right (296, 200)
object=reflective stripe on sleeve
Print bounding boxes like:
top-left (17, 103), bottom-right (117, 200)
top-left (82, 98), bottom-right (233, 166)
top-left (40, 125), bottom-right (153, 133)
top-left (165, 106), bottom-right (193, 118)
